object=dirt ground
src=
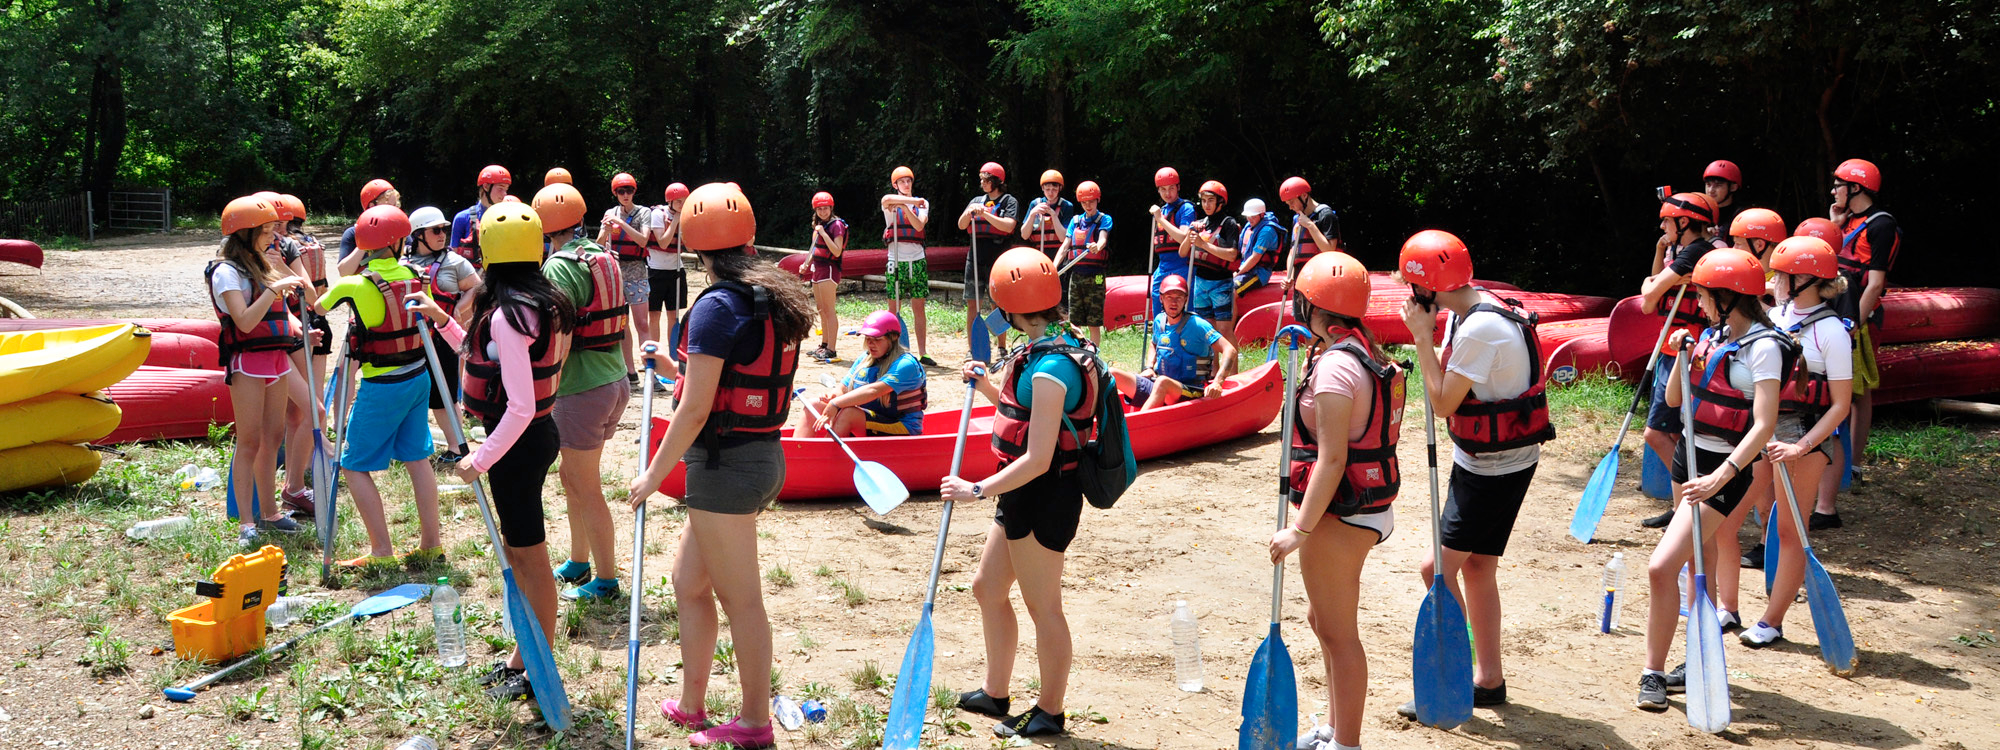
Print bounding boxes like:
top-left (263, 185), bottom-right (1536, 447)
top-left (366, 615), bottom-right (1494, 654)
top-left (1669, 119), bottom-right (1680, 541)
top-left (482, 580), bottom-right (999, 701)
top-left (1, 230), bottom-right (1996, 750)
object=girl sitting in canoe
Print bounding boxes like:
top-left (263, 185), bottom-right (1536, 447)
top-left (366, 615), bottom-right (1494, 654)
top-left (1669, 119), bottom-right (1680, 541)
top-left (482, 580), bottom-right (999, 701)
top-left (798, 310), bottom-right (927, 437)
top-left (1112, 274), bottom-right (1236, 411)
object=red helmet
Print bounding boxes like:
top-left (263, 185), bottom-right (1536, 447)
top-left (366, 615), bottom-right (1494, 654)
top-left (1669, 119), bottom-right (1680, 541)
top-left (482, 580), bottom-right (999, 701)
top-left (274, 194), bottom-right (306, 223)
top-left (663, 182), bottom-right (690, 201)
top-left (477, 165), bottom-right (512, 186)
top-left (1398, 230), bottom-right (1473, 293)
top-left (1075, 181), bottom-right (1101, 202)
top-left (611, 172), bottom-right (637, 191)
top-left (544, 167), bottom-right (573, 186)
top-left (359, 178), bottom-right (395, 206)
top-left (1159, 274), bottom-right (1190, 297)
top-left (1197, 180), bottom-right (1228, 203)
top-left (1729, 208), bottom-right (1786, 244)
top-left (1793, 217), bottom-right (1841, 246)
top-left (1154, 167), bottom-right (1180, 187)
top-left (811, 191), bottom-right (835, 209)
top-left (1279, 176), bottom-right (1312, 203)
top-left (1294, 251), bottom-right (1370, 319)
top-left (1834, 158), bottom-right (1881, 193)
top-left (990, 247), bottom-right (1061, 314)
top-left (1659, 192), bottom-right (1716, 224)
top-left (1770, 236), bottom-right (1837, 280)
top-left (978, 162), bottom-right (1006, 183)
top-left (1703, 160), bottom-right (1742, 186)
top-left (680, 182), bottom-right (756, 252)
top-left (221, 195), bottom-right (281, 236)
top-left (354, 205), bottom-right (413, 252)
top-left (1691, 248), bottom-right (1765, 296)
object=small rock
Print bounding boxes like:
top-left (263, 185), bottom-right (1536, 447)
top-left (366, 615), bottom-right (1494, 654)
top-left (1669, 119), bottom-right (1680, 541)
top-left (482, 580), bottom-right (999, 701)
top-left (0, 705), bottom-right (9, 720)
top-left (138, 704), bottom-right (155, 719)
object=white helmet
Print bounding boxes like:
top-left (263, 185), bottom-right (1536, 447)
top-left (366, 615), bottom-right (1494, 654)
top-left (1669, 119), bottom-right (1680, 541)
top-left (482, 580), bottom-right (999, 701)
top-left (1239, 198), bottom-right (1268, 218)
top-left (408, 206), bottom-right (450, 232)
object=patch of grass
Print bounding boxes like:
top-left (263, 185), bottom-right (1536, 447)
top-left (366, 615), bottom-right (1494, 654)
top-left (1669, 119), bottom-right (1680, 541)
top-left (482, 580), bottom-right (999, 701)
top-left (765, 563), bottom-right (794, 587)
top-left (713, 640), bottom-right (737, 674)
top-left (848, 660), bottom-right (887, 691)
top-left (225, 686), bottom-right (276, 723)
top-left (833, 578), bottom-right (867, 607)
top-left (80, 629), bottom-right (132, 676)
top-left (1867, 419), bottom-right (2000, 468)
top-left (799, 680), bottom-right (835, 701)
top-left (1547, 373), bottom-right (1638, 429)
top-left (813, 564), bottom-right (835, 579)
top-left (930, 683), bottom-right (957, 712)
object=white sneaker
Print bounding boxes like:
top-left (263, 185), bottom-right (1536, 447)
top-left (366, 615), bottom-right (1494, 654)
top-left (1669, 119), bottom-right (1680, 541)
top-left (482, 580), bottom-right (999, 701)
top-left (1740, 622), bottom-right (1784, 647)
top-left (1296, 724), bottom-right (1332, 750)
top-left (1715, 609), bottom-right (1742, 631)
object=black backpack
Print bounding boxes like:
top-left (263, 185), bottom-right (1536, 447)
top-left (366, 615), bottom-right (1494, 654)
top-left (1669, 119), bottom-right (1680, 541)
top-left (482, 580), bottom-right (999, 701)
top-left (1045, 342), bottom-right (1138, 508)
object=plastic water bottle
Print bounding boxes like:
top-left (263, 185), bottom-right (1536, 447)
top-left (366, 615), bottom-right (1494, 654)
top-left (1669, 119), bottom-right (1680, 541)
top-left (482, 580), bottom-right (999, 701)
top-left (393, 738), bottom-right (438, 750)
top-left (800, 699), bottom-right (827, 723)
top-left (1600, 552), bottom-right (1626, 633)
top-left (191, 468), bottom-right (221, 491)
top-left (1170, 600), bottom-right (1203, 692)
top-left (772, 695), bottom-right (804, 730)
top-left (438, 483), bottom-right (471, 498)
top-left (172, 464), bottom-right (197, 487)
top-left (125, 516), bottom-right (193, 540)
top-left (431, 577), bottom-right (467, 668)
top-left (265, 596), bottom-right (312, 627)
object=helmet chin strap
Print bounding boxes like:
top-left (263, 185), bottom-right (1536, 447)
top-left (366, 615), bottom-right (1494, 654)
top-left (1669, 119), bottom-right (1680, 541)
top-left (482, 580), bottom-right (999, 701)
top-left (1410, 284), bottom-right (1438, 312)
top-left (1787, 275), bottom-right (1815, 301)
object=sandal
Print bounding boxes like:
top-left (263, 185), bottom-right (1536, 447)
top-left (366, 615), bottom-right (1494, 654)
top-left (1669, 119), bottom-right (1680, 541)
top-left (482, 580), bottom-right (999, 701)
top-left (689, 718), bottom-right (775, 749)
top-left (659, 698), bottom-right (710, 730)
top-left (994, 705), bottom-right (1065, 738)
top-left (957, 688), bottom-right (1010, 718)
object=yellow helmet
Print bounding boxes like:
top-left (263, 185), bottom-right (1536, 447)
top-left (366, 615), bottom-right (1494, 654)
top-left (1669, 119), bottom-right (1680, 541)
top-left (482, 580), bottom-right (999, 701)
top-left (480, 202), bottom-right (545, 266)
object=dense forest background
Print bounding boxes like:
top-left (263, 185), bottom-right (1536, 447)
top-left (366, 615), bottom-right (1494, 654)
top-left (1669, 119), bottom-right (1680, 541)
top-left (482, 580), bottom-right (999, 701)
top-left (3, 0), bottom-right (1995, 293)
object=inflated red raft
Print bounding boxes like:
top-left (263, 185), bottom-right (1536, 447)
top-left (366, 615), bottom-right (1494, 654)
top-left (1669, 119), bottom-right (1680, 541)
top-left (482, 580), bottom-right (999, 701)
top-left (1873, 340), bottom-right (2000, 406)
top-left (0, 239), bottom-right (43, 270)
top-left (97, 366), bottom-right (233, 444)
top-left (0, 317), bottom-right (223, 342)
top-left (777, 246), bottom-right (971, 280)
top-left (647, 360), bottom-right (1283, 501)
top-left (1105, 272), bottom-right (1524, 332)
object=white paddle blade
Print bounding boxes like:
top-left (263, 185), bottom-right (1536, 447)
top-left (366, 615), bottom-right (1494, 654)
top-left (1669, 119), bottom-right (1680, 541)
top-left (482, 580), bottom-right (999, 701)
top-left (857, 461), bottom-right (909, 515)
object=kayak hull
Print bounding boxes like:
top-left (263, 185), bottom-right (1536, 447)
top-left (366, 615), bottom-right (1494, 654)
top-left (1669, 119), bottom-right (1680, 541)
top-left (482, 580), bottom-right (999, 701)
top-left (0, 239), bottom-right (43, 270)
top-left (1608, 287), bottom-right (2000, 381)
top-left (0, 442), bottom-right (100, 492)
top-left (0, 317), bottom-right (224, 343)
top-left (0, 324), bottom-right (150, 404)
top-left (1233, 290), bottom-right (1614, 348)
top-left (98, 366), bottom-right (234, 444)
top-left (778, 246), bottom-right (972, 280)
top-left (0, 392), bottom-right (121, 451)
top-left (1874, 339), bottom-right (2000, 406)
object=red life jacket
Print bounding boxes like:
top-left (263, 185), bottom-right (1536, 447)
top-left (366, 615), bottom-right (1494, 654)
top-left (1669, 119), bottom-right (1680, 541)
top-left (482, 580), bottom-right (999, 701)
top-left (1443, 300), bottom-right (1557, 453)
top-left (673, 282), bottom-right (799, 457)
top-left (1779, 307), bottom-right (1846, 418)
top-left (882, 204), bottom-right (926, 245)
top-left (968, 195), bottom-right (1010, 244)
top-left (606, 205), bottom-right (648, 261)
top-left (462, 305), bottom-right (567, 423)
top-left (811, 218), bottom-right (846, 265)
top-left (1152, 198), bottom-right (1190, 257)
top-left (291, 232), bottom-right (329, 291)
top-left (1689, 325), bottom-right (1798, 444)
top-left (1024, 199), bottom-right (1068, 247)
top-left (846, 352), bottom-right (929, 423)
top-left (1655, 238), bottom-right (1725, 356)
top-left (1189, 217), bottom-right (1236, 279)
top-left (991, 337), bottom-right (1104, 473)
top-left (1836, 209), bottom-right (1898, 277)
top-left (344, 266), bottom-right (429, 369)
top-left (205, 259), bottom-right (303, 366)
top-left (1287, 342), bottom-right (1406, 516)
top-left (1069, 213), bottom-right (1111, 271)
top-left (550, 243), bottom-right (629, 352)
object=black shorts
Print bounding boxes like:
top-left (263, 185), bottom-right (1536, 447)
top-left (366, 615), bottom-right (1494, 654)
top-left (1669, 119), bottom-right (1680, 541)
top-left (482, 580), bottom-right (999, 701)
top-left (994, 469), bottom-right (1086, 553)
top-left (966, 244), bottom-right (1003, 301)
top-left (1440, 463), bottom-right (1537, 557)
top-left (425, 331), bottom-right (461, 411)
top-left (1669, 446), bottom-right (1762, 517)
top-left (648, 268), bottom-right (688, 312)
top-left (309, 314), bottom-right (333, 356)
top-left (481, 416), bottom-right (558, 548)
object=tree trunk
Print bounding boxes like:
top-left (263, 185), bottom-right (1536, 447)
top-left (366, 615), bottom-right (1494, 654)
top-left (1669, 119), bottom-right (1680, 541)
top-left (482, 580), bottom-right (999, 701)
top-left (1044, 69), bottom-right (1065, 169)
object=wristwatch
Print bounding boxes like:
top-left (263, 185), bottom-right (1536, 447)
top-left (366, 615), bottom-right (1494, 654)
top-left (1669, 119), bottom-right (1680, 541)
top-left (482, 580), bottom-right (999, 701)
top-left (971, 483), bottom-right (987, 500)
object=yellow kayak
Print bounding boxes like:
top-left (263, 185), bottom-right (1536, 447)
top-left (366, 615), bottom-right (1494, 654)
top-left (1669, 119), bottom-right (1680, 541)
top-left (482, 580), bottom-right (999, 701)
top-left (0, 442), bottom-right (101, 493)
top-left (0, 392), bottom-right (122, 451)
top-left (0, 324), bottom-right (150, 404)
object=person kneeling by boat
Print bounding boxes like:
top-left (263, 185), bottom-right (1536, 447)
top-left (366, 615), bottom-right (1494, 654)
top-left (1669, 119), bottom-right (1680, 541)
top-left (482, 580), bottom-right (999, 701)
top-left (798, 310), bottom-right (928, 438)
top-left (1114, 274), bottom-right (1236, 411)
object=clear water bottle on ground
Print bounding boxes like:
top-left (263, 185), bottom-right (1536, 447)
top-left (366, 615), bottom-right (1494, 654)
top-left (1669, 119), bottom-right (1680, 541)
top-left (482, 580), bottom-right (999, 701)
top-left (1601, 552), bottom-right (1626, 633)
top-left (265, 596), bottom-right (312, 627)
top-left (772, 695), bottom-right (804, 730)
top-left (1170, 600), bottom-right (1203, 692)
top-left (191, 468), bottom-right (221, 491)
top-left (393, 738), bottom-right (438, 750)
top-left (125, 516), bottom-right (193, 540)
top-left (431, 577), bottom-right (467, 668)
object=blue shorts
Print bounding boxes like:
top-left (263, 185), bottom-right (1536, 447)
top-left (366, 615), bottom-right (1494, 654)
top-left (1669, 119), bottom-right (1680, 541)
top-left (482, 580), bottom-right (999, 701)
top-left (1234, 267), bottom-right (1271, 296)
top-left (1191, 276), bottom-right (1235, 321)
top-left (1645, 354), bottom-right (1682, 434)
top-left (340, 370), bottom-right (436, 472)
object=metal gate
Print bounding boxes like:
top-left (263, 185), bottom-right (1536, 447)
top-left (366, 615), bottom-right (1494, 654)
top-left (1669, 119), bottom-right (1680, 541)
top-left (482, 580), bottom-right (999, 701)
top-left (109, 189), bottom-right (172, 232)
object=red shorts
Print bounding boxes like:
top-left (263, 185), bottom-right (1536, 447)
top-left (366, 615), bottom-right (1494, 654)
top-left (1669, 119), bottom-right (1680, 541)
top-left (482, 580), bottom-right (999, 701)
top-left (808, 258), bottom-right (841, 284)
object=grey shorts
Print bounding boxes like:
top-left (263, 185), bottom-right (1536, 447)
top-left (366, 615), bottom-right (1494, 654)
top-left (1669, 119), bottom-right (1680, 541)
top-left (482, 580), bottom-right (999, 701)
top-left (553, 379), bottom-right (630, 451)
top-left (620, 259), bottom-right (650, 306)
top-left (684, 439), bottom-right (785, 515)
top-left (1775, 413), bottom-right (1833, 460)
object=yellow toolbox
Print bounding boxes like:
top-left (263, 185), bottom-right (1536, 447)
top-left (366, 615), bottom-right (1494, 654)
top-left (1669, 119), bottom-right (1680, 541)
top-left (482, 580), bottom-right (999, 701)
top-left (168, 545), bottom-right (286, 663)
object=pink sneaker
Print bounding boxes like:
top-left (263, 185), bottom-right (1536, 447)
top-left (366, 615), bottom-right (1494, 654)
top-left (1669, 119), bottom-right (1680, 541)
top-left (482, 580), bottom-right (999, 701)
top-left (688, 718), bottom-right (775, 749)
top-left (659, 698), bottom-right (708, 730)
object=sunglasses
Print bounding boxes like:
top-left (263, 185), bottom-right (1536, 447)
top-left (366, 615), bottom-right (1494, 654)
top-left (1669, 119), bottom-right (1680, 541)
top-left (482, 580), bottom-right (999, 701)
top-left (424, 226), bottom-right (449, 235)
top-left (614, 188), bottom-right (636, 195)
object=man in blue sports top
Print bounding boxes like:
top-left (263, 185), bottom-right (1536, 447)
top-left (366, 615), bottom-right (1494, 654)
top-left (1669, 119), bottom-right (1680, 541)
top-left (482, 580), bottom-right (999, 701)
top-left (1148, 167), bottom-right (1197, 316)
top-left (1117, 275), bottom-right (1238, 411)
top-left (1234, 197), bottom-right (1283, 297)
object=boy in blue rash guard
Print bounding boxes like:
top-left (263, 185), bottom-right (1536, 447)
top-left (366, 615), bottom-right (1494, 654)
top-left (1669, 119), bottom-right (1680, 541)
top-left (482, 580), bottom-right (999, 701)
top-left (1234, 198), bottom-right (1284, 297)
top-left (1148, 167), bottom-right (1197, 316)
top-left (798, 310), bottom-right (930, 437)
top-left (1114, 275), bottom-right (1238, 411)
top-left (450, 165), bottom-right (512, 268)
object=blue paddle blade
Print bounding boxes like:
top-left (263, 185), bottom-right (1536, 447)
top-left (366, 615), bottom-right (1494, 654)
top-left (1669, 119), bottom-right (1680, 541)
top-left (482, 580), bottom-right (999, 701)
top-left (984, 308), bottom-right (1009, 339)
top-left (1685, 573), bottom-right (1731, 733)
top-left (895, 312), bottom-right (911, 349)
top-left (856, 461), bottom-right (910, 515)
top-left (1763, 508), bottom-right (1781, 594)
top-left (1238, 623), bottom-right (1298, 750)
top-left (1802, 549), bottom-right (1857, 675)
top-left (353, 583), bottom-right (433, 618)
top-left (1570, 450), bottom-right (1619, 543)
top-left (969, 311), bottom-right (991, 364)
top-left (1411, 576), bottom-right (1473, 729)
top-left (882, 605), bottom-right (936, 750)
top-left (502, 568), bottom-right (573, 731)
top-left (1641, 443), bottom-right (1672, 500)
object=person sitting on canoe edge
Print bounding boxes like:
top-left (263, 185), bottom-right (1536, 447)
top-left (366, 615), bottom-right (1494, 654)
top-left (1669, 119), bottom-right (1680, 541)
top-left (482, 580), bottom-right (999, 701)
top-left (312, 205), bottom-right (447, 571)
top-left (1395, 229), bottom-right (1555, 718)
top-left (451, 165), bottom-right (512, 269)
top-left (1278, 176), bottom-right (1341, 294)
top-left (1636, 191), bottom-right (1726, 529)
top-left (630, 183), bottom-right (814, 750)
top-left (1112, 274), bottom-right (1237, 411)
top-left (1232, 197), bottom-right (1284, 300)
top-left (1275, 250), bottom-right (1406, 750)
top-left (881, 165), bottom-right (936, 366)
top-left (534, 182), bottom-right (635, 602)
top-left (797, 310), bottom-right (927, 438)
top-left (803, 190), bottom-right (847, 363)
top-left (942, 247), bottom-right (1112, 740)
top-left (1827, 157), bottom-right (1898, 528)
top-left (1183, 179), bottom-right (1243, 347)
top-left (1056, 180), bottom-right (1111, 345)
top-left (961, 161), bottom-right (1020, 356)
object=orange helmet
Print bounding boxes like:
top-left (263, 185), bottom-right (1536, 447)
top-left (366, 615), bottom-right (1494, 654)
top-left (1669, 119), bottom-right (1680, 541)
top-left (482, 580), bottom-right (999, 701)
top-left (1279, 176), bottom-right (1311, 203)
top-left (1294, 251), bottom-right (1370, 319)
top-left (811, 191), bottom-right (835, 209)
top-left (611, 172), bottom-right (637, 191)
top-left (1399, 230), bottom-right (1473, 293)
top-left (1691, 248), bottom-right (1765, 296)
top-left (1659, 192), bottom-right (1716, 224)
top-left (681, 182), bottom-right (756, 252)
top-left (978, 162), bottom-right (1006, 183)
top-left (1729, 208), bottom-right (1786, 244)
top-left (544, 167), bottom-right (573, 186)
top-left (477, 165), bottom-right (512, 186)
top-left (532, 183), bottom-right (587, 233)
top-left (359, 178), bottom-right (395, 206)
top-left (275, 194), bottom-right (306, 223)
top-left (891, 166), bottom-right (914, 184)
top-left (1075, 181), bottom-right (1101, 202)
top-left (1703, 160), bottom-right (1742, 186)
top-left (353, 205), bottom-right (412, 251)
top-left (251, 190), bottom-right (283, 206)
top-left (1834, 159), bottom-right (1881, 193)
top-left (1793, 217), bottom-right (1840, 246)
top-left (221, 195), bottom-right (281, 236)
top-left (1198, 180), bottom-right (1228, 203)
top-left (663, 182), bottom-right (690, 201)
top-left (1154, 167), bottom-right (1180, 187)
top-left (501, 195), bottom-right (521, 203)
top-left (990, 247), bottom-right (1062, 314)
top-left (1039, 169), bottom-right (1064, 187)
top-left (1770, 236), bottom-right (1837, 280)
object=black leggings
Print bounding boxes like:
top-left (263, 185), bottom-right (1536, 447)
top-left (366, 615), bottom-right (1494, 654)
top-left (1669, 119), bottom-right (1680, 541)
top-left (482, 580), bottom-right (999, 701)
top-left (425, 331), bottom-right (461, 410)
top-left (482, 416), bottom-right (558, 548)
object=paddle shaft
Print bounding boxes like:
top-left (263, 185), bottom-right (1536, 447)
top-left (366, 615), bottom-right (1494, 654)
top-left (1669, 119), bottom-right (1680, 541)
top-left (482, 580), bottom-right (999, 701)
top-left (323, 334), bottom-right (353, 584)
top-left (1269, 336), bottom-right (1302, 624)
top-left (1141, 221), bottom-right (1157, 372)
top-left (1677, 341), bottom-right (1708, 580)
top-left (1425, 371), bottom-right (1447, 587)
top-left (1610, 283), bottom-right (1693, 450)
top-left (920, 380), bottom-right (983, 609)
top-left (626, 351), bottom-right (657, 750)
top-left (803, 388), bottom-right (871, 467)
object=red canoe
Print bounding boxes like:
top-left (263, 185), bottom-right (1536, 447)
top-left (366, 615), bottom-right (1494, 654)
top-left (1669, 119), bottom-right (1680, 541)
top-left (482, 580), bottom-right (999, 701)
top-left (647, 360), bottom-right (1284, 502)
top-left (1105, 272), bottom-right (1523, 332)
top-left (1874, 339), bottom-right (2000, 405)
top-left (0, 317), bottom-right (223, 343)
top-left (777, 246), bottom-right (971, 280)
top-left (97, 366), bottom-right (233, 444)
top-left (0, 239), bottom-right (43, 270)
top-left (1231, 289), bottom-right (1614, 348)
top-left (1538, 318), bottom-right (1623, 384)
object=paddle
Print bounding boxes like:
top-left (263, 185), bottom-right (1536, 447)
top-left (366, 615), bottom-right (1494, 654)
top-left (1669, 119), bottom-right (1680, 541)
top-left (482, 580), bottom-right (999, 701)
top-left (1678, 341), bottom-right (1730, 734)
top-left (414, 307), bottom-right (573, 730)
top-left (1762, 498), bottom-right (1780, 595)
top-left (1140, 213), bottom-right (1159, 373)
top-left (1240, 328), bottom-right (1306, 750)
top-left (808, 372), bottom-right (910, 514)
top-left (1412, 368), bottom-right (1473, 729)
top-left (968, 206), bottom-right (991, 364)
top-left (301, 297), bottom-right (338, 586)
top-left (625, 344), bottom-right (658, 749)
top-left (322, 334), bottom-right (354, 585)
top-left (882, 367), bottom-right (983, 749)
top-left (1570, 283), bottom-right (1689, 543)
top-left (1771, 451), bottom-right (1857, 675)
top-left (164, 583), bottom-right (431, 702)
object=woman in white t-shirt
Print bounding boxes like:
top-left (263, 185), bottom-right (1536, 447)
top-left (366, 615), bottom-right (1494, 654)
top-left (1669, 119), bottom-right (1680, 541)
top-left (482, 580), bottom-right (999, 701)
top-left (647, 183), bottom-right (691, 347)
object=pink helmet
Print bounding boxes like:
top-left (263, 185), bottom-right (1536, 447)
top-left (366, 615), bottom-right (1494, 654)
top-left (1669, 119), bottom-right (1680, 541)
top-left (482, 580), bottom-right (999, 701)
top-left (858, 310), bottom-right (903, 338)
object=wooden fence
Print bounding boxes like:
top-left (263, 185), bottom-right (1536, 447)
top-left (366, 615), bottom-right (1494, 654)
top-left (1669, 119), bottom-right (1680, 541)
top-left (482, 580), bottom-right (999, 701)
top-left (0, 193), bottom-right (92, 240)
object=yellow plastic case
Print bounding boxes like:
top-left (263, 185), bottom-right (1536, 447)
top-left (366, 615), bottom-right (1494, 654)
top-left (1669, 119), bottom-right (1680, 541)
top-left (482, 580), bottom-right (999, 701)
top-left (169, 545), bottom-right (286, 663)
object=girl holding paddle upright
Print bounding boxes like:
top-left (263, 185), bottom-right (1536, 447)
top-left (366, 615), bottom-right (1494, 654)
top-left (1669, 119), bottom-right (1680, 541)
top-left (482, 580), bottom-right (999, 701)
top-left (1270, 251), bottom-right (1406, 750)
top-left (804, 191), bottom-right (847, 362)
top-left (629, 183), bottom-right (812, 750)
top-left (1637, 248), bottom-right (1788, 711)
top-left (1636, 193), bottom-right (1728, 529)
top-left (941, 247), bottom-right (1110, 739)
